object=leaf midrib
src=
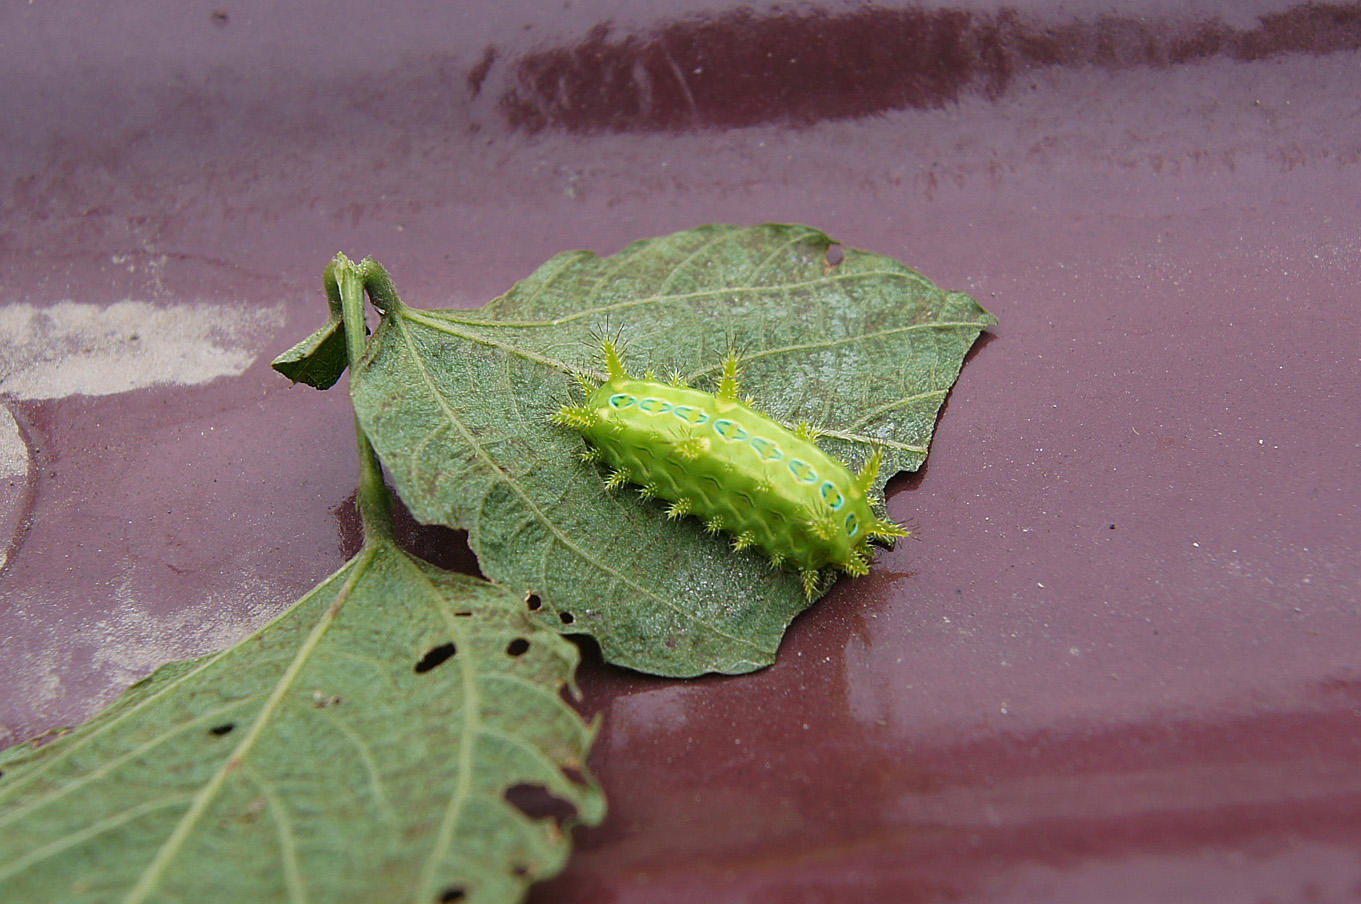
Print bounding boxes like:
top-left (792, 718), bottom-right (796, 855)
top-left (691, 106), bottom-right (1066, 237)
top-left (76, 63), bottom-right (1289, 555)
top-left (120, 544), bottom-right (380, 904)
top-left (436, 265), bottom-right (927, 329)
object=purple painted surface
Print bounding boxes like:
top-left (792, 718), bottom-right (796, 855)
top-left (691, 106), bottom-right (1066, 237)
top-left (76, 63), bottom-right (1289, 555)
top-left (2, 1), bottom-right (1359, 901)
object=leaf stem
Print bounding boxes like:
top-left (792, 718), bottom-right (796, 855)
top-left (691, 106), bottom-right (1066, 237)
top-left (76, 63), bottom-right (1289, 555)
top-left (321, 258), bottom-right (344, 318)
top-left (334, 254), bottom-right (394, 543)
top-left (358, 257), bottom-right (405, 314)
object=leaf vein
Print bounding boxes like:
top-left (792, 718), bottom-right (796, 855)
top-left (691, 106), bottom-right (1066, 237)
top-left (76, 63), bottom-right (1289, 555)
top-left (651, 229), bottom-right (731, 297)
top-left (743, 225), bottom-right (824, 284)
top-left (0, 697), bottom-right (264, 831)
top-left (0, 794), bottom-right (194, 885)
top-left (311, 708), bottom-right (398, 824)
top-left (845, 388), bottom-right (950, 431)
top-left (242, 767), bottom-right (309, 904)
top-left (685, 319), bottom-right (990, 382)
top-left (478, 723), bottom-right (578, 789)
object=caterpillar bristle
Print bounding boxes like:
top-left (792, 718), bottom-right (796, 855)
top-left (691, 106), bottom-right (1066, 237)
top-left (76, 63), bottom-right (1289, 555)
top-left (704, 515), bottom-right (725, 534)
top-left (666, 498), bottom-right (692, 520)
top-left (871, 518), bottom-right (910, 541)
top-left (854, 448), bottom-right (885, 493)
top-left (717, 352), bottom-right (741, 401)
top-left (769, 552), bottom-right (786, 569)
top-left (673, 436), bottom-right (709, 462)
top-left (638, 482), bottom-right (660, 500)
top-left (602, 338), bottom-right (629, 381)
top-left (732, 530), bottom-right (757, 552)
top-left (604, 467), bottom-right (632, 491)
top-left (801, 568), bottom-right (822, 599)
top-left (807, 515), bottom-right (839, 542)
top-left (579, 446), bottom-right (604, 464)
top-left (840, 551), bottom-right (870, 577)
top-left (552, 405), bottom-right (599, 429)
top-left (794, 421), bottom-right (821, 443)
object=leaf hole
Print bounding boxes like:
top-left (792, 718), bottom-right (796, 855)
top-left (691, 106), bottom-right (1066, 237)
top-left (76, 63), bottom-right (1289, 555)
top-left (506, 638), bottom-right (530, 657)
top-left (505, 783), bottom-right (579, 825)
top-left (511, 864), bottom-right (529, 877)
top-left (526, 593), bottom-right (542, 611)
top-left (559, 611), bottom-right (575, 625)
top-left (437, 888), bottom-right (466, 902)
top-left (415, 642), bottom-right (457, 673)
top-left (209, 723), bottom-right (236, 736)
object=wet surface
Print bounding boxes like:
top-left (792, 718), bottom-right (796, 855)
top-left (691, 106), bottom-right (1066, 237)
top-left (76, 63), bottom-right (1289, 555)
top-left (502, 1), bottom-right (1361, 131)
top-left (2, 1), bottom-right (1359, 901)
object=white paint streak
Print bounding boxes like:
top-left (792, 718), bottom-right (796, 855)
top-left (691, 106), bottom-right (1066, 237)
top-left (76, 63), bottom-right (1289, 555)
top-left (0, 405), bottom-right (27, 480)
top-left (0, 405), bottom-right (28, 571)
top-left (0, 300), bottom-right (285, 400)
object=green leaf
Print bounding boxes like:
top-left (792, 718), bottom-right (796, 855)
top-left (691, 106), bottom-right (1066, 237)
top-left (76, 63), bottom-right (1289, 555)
top-left (272, 315), bottom-right (349, 389)
top-left (0, 539), bottom-right (603, 904)
top-left (272, 261), bottom-right (350, 389)
top-left (351, 223), bottom-right (995, 677)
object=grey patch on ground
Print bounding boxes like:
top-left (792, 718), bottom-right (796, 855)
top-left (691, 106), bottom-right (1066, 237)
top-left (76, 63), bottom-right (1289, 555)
top-left (0, 405), bottom-right (29, 572)
top-left (0, 300), bottom-right (286, 400)
top-left (0, 405), bottom-right (26, 480)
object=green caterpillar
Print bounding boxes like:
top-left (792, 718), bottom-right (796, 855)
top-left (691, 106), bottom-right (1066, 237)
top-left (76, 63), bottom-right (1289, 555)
top-left (553, 340), bottom-right (907, 597)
